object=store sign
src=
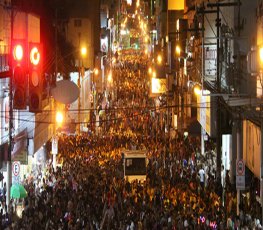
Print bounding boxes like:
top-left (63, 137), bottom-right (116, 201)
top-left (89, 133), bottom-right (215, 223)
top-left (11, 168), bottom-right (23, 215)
top-left (12, 161), bottom-right (20, 184)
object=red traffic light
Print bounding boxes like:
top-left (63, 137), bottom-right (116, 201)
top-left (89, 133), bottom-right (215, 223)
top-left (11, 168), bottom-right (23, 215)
top-left (11, 40), bottom-right (26, 67)
top-left (30, 46), bottom-right (40, 66)
top-left (28, 42), bottom-right (43, 113)
top-left (13, 44), bottom-right (24, 61)
top-left (12, 40), bottom-right (27, 110)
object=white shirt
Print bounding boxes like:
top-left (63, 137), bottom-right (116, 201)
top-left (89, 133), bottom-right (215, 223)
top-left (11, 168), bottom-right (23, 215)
top-left (199, 168), bottom-right (205, 182)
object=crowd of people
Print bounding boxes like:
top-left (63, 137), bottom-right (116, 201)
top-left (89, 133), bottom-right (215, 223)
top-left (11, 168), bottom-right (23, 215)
top-left (0, 50), bottom-right (262, 229)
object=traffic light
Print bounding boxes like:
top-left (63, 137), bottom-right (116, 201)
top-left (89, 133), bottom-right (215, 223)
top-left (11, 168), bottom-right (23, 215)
top-left (28, 42), bottom-right (42, 113)
top-left (12, 39), bottom-right (27, 109)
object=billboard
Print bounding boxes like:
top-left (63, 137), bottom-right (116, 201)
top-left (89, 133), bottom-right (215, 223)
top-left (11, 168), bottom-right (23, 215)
top-left (197, 90), bottom-right (211, 136)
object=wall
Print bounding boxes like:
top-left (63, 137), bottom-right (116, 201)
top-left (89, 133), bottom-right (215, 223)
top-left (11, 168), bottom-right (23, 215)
top-left (67, 17), bottom-right (93, 69)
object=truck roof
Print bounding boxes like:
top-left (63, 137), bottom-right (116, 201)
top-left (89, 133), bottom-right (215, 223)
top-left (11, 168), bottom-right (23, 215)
top-left (122, 149), bottom-right (147, 158)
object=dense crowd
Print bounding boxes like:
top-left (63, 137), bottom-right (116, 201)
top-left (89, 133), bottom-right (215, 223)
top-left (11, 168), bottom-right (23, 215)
top-left (1, 51), bottom-right (262, 229)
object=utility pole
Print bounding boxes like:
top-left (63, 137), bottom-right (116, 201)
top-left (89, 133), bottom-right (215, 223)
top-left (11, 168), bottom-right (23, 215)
top-left (52, 8), bottom-right (58, 171)
top-left (7, 0), bottom-right (14, 209)
top-left (215, 1), bottom-right (222, 186)
top-left (77, 33), bottom-right (81, 134)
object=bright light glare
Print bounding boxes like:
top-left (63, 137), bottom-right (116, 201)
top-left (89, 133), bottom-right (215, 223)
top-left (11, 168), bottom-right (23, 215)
top-left (194, 85), bottom-right (201, 95)
top-left (30, 47), bottom-right (40, 65)
top-left (13, 44), bottom-right (23, 61)
top-left (81, 47), bottom-right (87, 57)
top-left (176, 45), bottom-right (181, 56)
top-left (152, 71), bottom-right (156, 78)
top-left (56, 111), bottom-right (64, 125)
top-left (108, 71), bottom-right (112, 83)
top-left (94, 68), bottom-right (99, 75)
top-left (157, 54), bottom-right (162, 64)
top-left (148, 67), bottom-right (152, 75)
top-left (260, 47), bottom-right (263, 63)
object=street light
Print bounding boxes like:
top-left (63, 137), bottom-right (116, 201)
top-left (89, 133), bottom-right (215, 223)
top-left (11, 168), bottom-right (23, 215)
top-left (81, 47), bottom-right (87, 57)
top-left (77, 46), bottom-right (87, 134)
top-left (56, 111), bottom-right (64, 126)
top-left (107, 70), bottom-right (112, 84)
top-left (175, 45), bottom-right (181, 56)
top-left (157, 54), bottom-right (162, 65)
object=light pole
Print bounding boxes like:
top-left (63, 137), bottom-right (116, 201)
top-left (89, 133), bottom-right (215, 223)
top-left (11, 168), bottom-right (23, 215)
top-left (77, 46), bottom-right (87, 134)
top-left (7, 1), bottom-right (14, 209)
top-left (92, 68), bottom-right (99, 131)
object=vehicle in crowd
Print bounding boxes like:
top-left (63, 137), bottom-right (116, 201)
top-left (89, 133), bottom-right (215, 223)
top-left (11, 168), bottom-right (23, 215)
top-left (122, 149), bottom-right (147, 182)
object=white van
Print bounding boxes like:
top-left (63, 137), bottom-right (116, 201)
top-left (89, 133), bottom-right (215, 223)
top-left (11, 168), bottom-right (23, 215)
top-left (122, 149), bottom-right (147, 182)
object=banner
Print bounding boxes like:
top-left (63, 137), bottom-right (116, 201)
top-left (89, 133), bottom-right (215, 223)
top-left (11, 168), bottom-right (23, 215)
top-left (168, 0), bottom-right (184, 10)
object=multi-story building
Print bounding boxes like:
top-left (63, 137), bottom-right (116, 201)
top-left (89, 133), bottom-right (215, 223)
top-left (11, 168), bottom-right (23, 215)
top-left (150, 0), bottom-right (263, 217)
top-left (0, 0), bottom-right (100, 203)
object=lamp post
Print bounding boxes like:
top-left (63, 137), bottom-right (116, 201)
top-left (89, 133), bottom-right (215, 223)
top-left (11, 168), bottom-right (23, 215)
top-left (77, 46), bottom-right (87, 134)
top-left (92, 68), bottom-right (99, 131)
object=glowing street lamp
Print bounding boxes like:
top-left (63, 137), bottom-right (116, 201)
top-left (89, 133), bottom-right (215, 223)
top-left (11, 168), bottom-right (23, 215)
top-left (148, 67), bottom-right (152, 75)
top-left (157, 54), bottom-right (162, 65)
top-left (193, 84), bottom-right (201, 96)
top-left (56, 111), bottom-right (64, 126)
top-left (175, 45), bottom-right (181, 56)
top-left (108, 71), bottom-right (112, 83)
top-left (152, 70), bottom-right (157, 78)
top-left (81, 47), bottom-right (87, 57)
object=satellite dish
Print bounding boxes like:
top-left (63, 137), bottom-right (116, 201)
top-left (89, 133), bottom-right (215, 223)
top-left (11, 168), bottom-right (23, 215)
top-left (51, 80), bottom-right (79, 104)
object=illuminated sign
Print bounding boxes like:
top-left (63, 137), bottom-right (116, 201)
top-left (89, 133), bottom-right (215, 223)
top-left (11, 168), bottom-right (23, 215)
top-left (151, 78), bottom-right (166, 94)
top-left (168, 0), bottom-right (184, 10)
